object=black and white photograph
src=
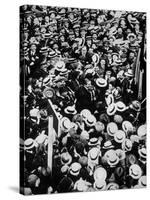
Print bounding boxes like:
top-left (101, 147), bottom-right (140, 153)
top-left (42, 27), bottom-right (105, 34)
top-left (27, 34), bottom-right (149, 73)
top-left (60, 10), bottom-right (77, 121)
top-left (19, 5), bottom-right (146, 195)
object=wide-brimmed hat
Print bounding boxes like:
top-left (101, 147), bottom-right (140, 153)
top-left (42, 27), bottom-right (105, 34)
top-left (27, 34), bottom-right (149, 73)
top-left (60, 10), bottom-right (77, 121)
top-left (69, 162), bottom-right (82, 176)
top-left (129, 164), bottom-right (142, 179)
top-left (103, 140), bottom-right (114, 150)
top-left (122, 139), bottom-right (133, 152)
top-left (124, 69), bottom-right (134, 77)
top-left (43, 87), bottom-right (55, 99)
top-left (85, 114), bottom-right (96, 127)
top-left (106, 182), bottom-right (119, 190)
top-left (88, 147), bottom-right (100, 161)
top-left (105, 149), bottom-right (119, 167)
top-left (116, 101), bottom-right (127, 112)
top-left (24, 138), bottom-right (36, 150)
top-left (64, 105), bottom-right (77, 115)
top-left (61, 152), bottom-right (72, 165)
top-left (107, 103), bottom-right (117, 116)
top-left (93, 166), bottom-right (107, 181)
top-left (60, 117), bottom-right (71, 132)
top-left (92, 53), bottom-right (100, 64)
top-left (130, 100), bottom-right (141, 111)
top-left (88, 138), bottom-right (100, 147)
top-left (114, 130), bottom-right (126, 143)
top-left (122, 121), bottom-right (133, 133)
top-left (105, 94), bottom-right (114, 106)
top-left (137, 124), bottom-right (146, 140)
top-left (107, 122), bottom-right (118, 136)
top-left (96, 78), bottom-right (107, 88)
top-left (93, 179), bottom-right (106, 191)
top-left (80, 109), bottom-right (91, 121)
top-left (95, 121), bottom-right (105, 132)
top-left (138, 176), bottom-right (147, 188)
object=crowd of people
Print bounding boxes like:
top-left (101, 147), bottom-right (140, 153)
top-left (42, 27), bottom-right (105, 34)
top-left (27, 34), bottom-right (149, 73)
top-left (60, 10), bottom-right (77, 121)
top-left (20, 5), bottom-right (146, 195)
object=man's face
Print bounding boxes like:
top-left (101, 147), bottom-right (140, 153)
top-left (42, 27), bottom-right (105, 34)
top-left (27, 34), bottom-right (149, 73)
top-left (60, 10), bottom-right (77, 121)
top-left (129, 52), bottom-right (135, 60)
top-left (31, 44), bottom-right (36, 51)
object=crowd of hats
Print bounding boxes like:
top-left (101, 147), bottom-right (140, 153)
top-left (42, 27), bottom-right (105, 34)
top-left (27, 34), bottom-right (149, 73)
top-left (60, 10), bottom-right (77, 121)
top-left (20, 5), bottom-right (146, 195)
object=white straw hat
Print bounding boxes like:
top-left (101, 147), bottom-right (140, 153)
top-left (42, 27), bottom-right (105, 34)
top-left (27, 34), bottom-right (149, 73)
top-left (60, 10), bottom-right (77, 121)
top-left (107, 122), bottom-right (118, 136)
top-left (114, 130), bottom-right (126, 143)
top-left (129, 164), bottom-right (142, 179)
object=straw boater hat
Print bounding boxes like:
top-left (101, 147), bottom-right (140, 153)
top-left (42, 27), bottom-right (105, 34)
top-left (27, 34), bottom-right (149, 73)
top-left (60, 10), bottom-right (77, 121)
top-left (138, 147), bottom-right (146, 164)
top-left (107, 103), bottom-right (117, 116)
top-left (88, 147), bottom-right (100, 161)
top-left (24, 138), bottom-right (36, 150)
top-left (61, 152), bottom-right (72, 166)
top-left (93, 179), bottom-right (106, 191)
top-left (105, 94), bottom-right (114, 106)
top-left (64, 105), bottom-right (77, 115)
top-left (80, 109), bottom-right (91, 121)
top-left (124, 69), bottom-right (134, 77)
top-left (43, 87), bottom-right (55, 99)
top-left (55, 60), bottom-right (65, 71)
top-left (60, 117), bottom-right (71, 132)
top-left (103, 140), bottom-right (114, 150)
top-left (115, 149), bottom-right (126, 161)
top-left (137, 124), bottom-right (146, 140)
top-left (122, 121), bottom-right (133, 133)
top-left (138, 176), bottom-right (147, 188)
top-left (92, 53), bottom-right (100, 65)
top-left (129, 164), bottom-right (142, 179)
top-left (96, 78), bottom-right (107, 88)
top-left (106, 182), bottom-right (119, 190)
top-left (104, 150), bottom-right (119, 167)
top-left (88, 138), bottom-right (100, 147)
top-left (69, 162), bottom-right (82, 176)
top-left (116, 101), bottom-right (127, 112)
top-left (95, 121), bottom-right (105, 132)
top-left (122, 139), bottom-right (133, 152)
top-left (107, 122), bottom-right (118, 136)
top-left (93, 166), bottom-right (107, 181)
top-left (85, 114), bottom-right (96, 127)
top-left (114, 130), bottom-right (126, 143)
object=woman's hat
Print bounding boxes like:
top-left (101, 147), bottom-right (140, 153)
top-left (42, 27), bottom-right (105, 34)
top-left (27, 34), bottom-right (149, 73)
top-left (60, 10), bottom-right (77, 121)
top-left (107, 122), bottom-right (118, 136)
top-left (129, 164), bottom-right (142, 179)
top-left (106, 182), bottom-right (119, 190)
top-left (124, 69), bottom-right (134, 77)
top-left (114, 130), bottom-right (126, 143)
top-left (122, 139), bottom-right (133, 151)
top-left (93, 179), bottom-right (106, 191)
top-left (93, 166), bottom-right (107, 181)
top-left (107, 103), bottom-right (117, 116)
top-left (64, 105), bottom-right (77, 115)
top-left (61, 152), bottom-right (72, 165)
top-left (85, 114), bottom-right (96, 127)
top-left (96, 78), bottom-right (107, 88)
top-left (69, 162), bottom-right (82, 176)
top-left (138, 176), bottom-right (147, 188)
top-left (24, 138), bottom-right (36, 150)
top-left (60, 117), bottom-right (71, 132)
top-left (137, 124), bottom-right (146, 140)
top-left (122, 121), bottom-right (133, 133)
top-left (88, 147), bottom-right (100, 161)
top-left (116, 101), bottom-right (127, 112)
top-left (80, 109), bottom-right (91, 121)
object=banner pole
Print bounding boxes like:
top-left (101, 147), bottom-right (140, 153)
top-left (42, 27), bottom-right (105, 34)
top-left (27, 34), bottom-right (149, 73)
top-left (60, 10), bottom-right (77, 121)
top-left (48, 115), bottom-right (53, 174)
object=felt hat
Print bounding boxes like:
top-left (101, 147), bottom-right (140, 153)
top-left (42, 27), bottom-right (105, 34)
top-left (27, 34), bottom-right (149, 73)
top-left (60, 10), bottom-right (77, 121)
top-left (116, 101), bottom-right (127, 112)
top-left (80, 130), bottom-right (89, 141)
top-left (124, 69), bottom-right (134, 77)
top-left (107, 122), bottom-right (118, 136)
top-left (114, 130), bottom-right (126, 143)
top-left (85, 114), bottom-right (96, 127)
top-left (60, 117), bottom-right (71, 132)
top-left (137, 124), bottom-right (146, 140)
top-left (122, 139), bottom-right (133, 152)
top-left (122, 121), bottom-right (133, 133)
top-left (93, 166), bottom-right (107, 181)
top-left (61, 152), bottom-right (72, 165)
top-left (78, 156), bottom-right (88, 166)
top-left (93, 179), bottom-right (106, 191)
top-left (96, 78), bottom-right (107, 88)
top-left (24, 138), bottom-right (36, 150)
top-left (107, 103), bottom-right (117, 116)
top-left (57, 177), bottom-right (74, 193)
top-left (129, 164), bottom-right (142, 179)
top-left (69, 162), bottom-right (82, 176)
top-left (64, 105), bottom-right (77, 115)
top-left (88, 147), bottom-right (100, 161)
top-left (106, 182), bottom-right (119, 190)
